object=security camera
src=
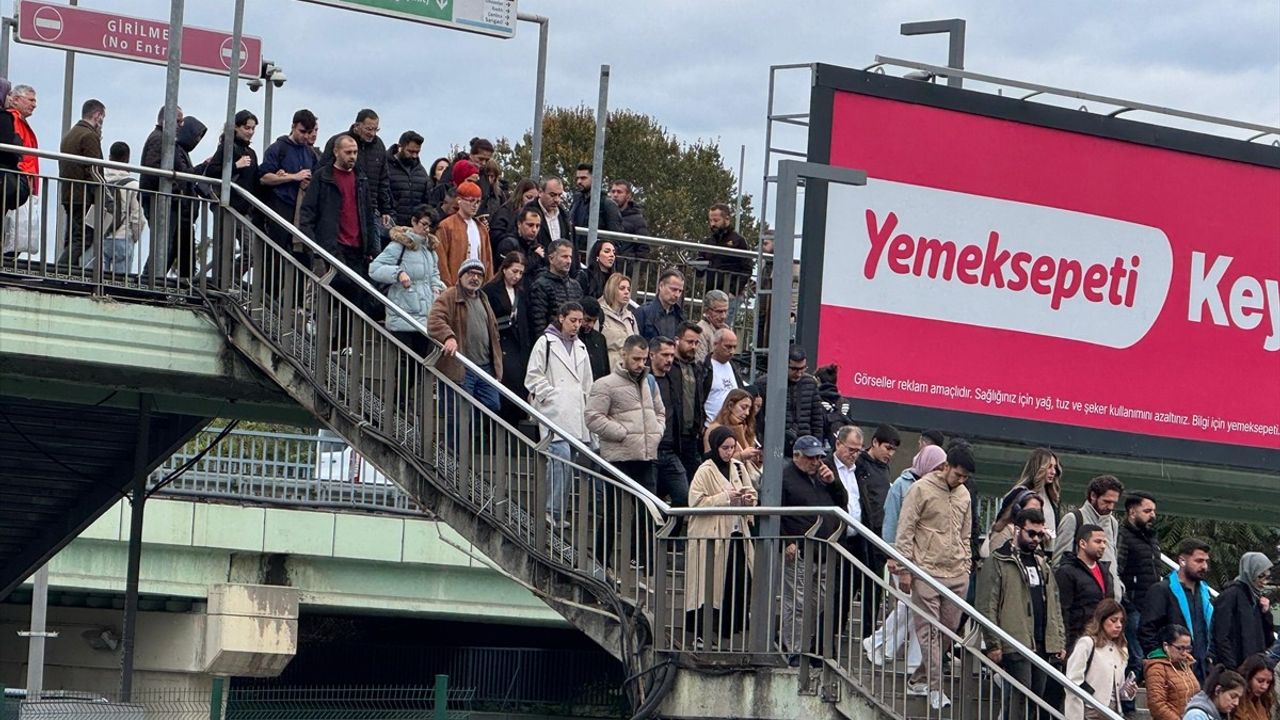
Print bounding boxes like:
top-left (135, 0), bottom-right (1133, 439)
top-left (269, 69), bottom-right (286, 88)
top-left (903, 70), bottom-right (936, 83)
top-left (246, 77), bottom-right (263, 93)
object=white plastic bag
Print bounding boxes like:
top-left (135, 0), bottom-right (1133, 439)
top-left (2, 200), bottom-right (42, 256)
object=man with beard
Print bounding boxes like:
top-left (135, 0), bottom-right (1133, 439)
top-left (1053, 475), bottom-right (1125, 603)
top-left (978, 507), bottom-right (1066, 720)
top-left (495, 207), bottom-right (546, 283)
top-left (1139, 537), bottom-right (1215, 682)
top-left (673, 323), bottom-right (707, 481)
top-left (1115, 492), bottom-right (1160, 691)
top-left (322, 108), bottom-right (392, 226)
top-left (1055, 524), bottom-right (1114, 651)
top-left (386, 130), bottom-right (431, 226)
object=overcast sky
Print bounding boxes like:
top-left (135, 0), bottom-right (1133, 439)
top-left (6, 0), bottom-right (1278, 226)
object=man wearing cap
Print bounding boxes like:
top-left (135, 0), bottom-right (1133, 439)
top-left (436, 179), bottom-right (493, 287)
top-left (427, 257), bottom-right (503, 415)
top-left (779, 435), bottom-right (848, 664)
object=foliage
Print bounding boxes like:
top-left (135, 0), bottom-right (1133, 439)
top-left (1157, 516), bottom-right (1280, 589)
top-left (497, 106), bottom-right (761, 244)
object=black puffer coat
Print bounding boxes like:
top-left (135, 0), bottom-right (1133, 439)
top-left (1115, 520), bottom-right (1162, 613)
top-left (753, 374), bottom-right (826, 456)
top-left (1055, 555), bottom-right (1115, 648)
top-left (385, 146), bottom-right (431, 226)
top-left (527, 270), bottom-right (583, 335)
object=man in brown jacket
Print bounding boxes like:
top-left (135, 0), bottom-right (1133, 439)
top-left (427, 257), bottom-right (503, 415)
top-left (57, 98), bottom-right (105, 269)
top-left (893, 443), bottom-right (976, 711)
top-left (436, 180), bottom-right (493, 286)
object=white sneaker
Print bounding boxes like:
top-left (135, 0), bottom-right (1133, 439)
top-left (862, 637), bottom-right (883, 666)
top-left (929, 690), bottom-right (951, 710)
top-left (907, 682), bottom-right (929, 697)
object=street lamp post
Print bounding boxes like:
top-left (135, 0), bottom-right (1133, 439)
top-left (900, 18), bottom-right (966, 88)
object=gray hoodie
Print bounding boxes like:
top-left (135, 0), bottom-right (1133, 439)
top-left (1181, 691), bottom-right (1223, 720)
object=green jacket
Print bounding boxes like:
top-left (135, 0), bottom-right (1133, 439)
top-left (977, 540), bottom-right (1066, 655)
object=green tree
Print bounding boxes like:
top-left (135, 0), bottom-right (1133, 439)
top-left (498, 106), bottom-right (760, 244)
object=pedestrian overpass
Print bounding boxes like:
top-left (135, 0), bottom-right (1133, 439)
top-left (2, 140), bottom-right (1273, 720)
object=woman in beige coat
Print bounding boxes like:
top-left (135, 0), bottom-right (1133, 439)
top-left (598, 272), bottom-right (637, 369)
top-left (684, 426), bottom-right (757, 649)
top-left (1065, 598), bottom-right (1138, 719)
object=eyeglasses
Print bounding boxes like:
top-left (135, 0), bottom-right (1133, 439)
top-left (1022, 529), bottom-right (1046, 540)
top-left (1169, 644), bottom-right (1192, 652)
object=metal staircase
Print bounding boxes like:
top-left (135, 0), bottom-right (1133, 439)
top-left (0, 143), bottom-right (1126, 719)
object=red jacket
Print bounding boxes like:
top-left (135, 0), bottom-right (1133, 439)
top-left (9, 109), bottom-right (38, 194)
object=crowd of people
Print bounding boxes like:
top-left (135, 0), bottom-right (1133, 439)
top-left (5, 89), bottom-right (1276, 720)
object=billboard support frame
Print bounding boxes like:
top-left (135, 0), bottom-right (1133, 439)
top-left (800, 63), bottom-right (1280, 473)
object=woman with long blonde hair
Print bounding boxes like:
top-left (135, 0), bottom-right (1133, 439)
top-left (1004, 447), bottom-right (1063, 536)
top-left (598, 272), bottom-right (637, 369)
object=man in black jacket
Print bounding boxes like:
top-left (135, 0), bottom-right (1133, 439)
top-left (649, 336), bottom-right (690, 512)
top-left (321, 108), bottom-right (392, 227)
top-left (701, 203), bottom-right (753, 297)
top-left (1139, 537), bottom-right (1214, 682)
top-left (1115, 491), bottom-right (1160, 683)
top-left (753, 346), bottom-right (826, 456)
top-left (780, 435), bottom-right (847, 663)
top-left (609, 180), bottom-right (649, 256)
top-left (527, 240), bottom-right (583, 333)
top-left (569, 163), bottom-right (623, 254)
top-left (385, 130), bottom-right (431, 226)
top-left (299, 135), bottom-right (379, 341)
top-left (673, 322), bottom-right (707, 480)
top-left (852, 423), bottom-right (898, 640)
top-left (1054, 523), bottom-right (1114, 650)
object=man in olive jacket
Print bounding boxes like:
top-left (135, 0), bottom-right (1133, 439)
top-left (57, 98), bottom-right (105, 268)
top-left (978, 507), bottom-right (1066, 720)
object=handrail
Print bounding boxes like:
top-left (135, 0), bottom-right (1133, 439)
top-left (223, 182), bottom-right (671, 522)
top-left (872, 56), bottom-right (1280, 137)
top-left (0, 142), bottom-right (218, 187)
top-left (575, 226), bottom-right (770, 261)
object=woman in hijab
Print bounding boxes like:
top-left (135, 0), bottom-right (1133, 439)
top-left (1210, 552), bottom-right (1276, 670)
top-left (684, 425), bottom-right (757, 649)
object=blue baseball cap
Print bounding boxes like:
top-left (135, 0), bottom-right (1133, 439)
top-left (794, 435), bottom-right (826, 457)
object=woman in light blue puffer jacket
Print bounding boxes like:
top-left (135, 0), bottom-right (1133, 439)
top-left (369, 204), bottom-right (445, 357)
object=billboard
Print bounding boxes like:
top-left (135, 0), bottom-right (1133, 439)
top-left (801, 65), bottom-right (1280, 471)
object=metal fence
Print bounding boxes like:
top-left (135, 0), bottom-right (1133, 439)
top-left (225, 685), bottom-right (472, 720)
top-left (0, 688), bottom-right (213, 720)
top-left (151, 428), bottom-right (425, 517)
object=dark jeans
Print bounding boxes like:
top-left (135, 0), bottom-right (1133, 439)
top-left (1121, 608), bottom-right (1143, 714)
top-left (655, 450), bottom-right (689, 507)
top-left (1002, 650), bottom-right (1052, 720)
top-left (604, 460), bottom-right (655, 568)
top-left (56, 201), bottom-right (94, 271)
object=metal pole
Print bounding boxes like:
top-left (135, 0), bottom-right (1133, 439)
top-left (748, 159), bottom-right (799, 653)
top-left (586, 64), bottom-right (608, 253)
top-left (208, 677), bottom-right (225, 720)
top-left (0, 17), bottom-right (14, 78)
top-left (23, 564), bottom-right (50, 700)
top-left (147, 0), bottom-right (184, 281)
top-left (900, 18), bottom-right (966, 88)
top-left (59, 0), bottom-right (77, 133)
top-left (518, 13), bottom-right (548, 180)
top-left (217, 0), bottom-right (246, 207)
top-left (119, 399), bottom-right (151, 702)
top-left (262, 72), bottom-right (274, 156)
top-left (734, 144), bottom-right (746, 232)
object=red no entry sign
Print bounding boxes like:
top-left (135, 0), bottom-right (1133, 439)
top-left (15, 0), bottom-right (263, 76)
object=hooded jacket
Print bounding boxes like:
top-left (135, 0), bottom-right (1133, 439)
top-left (524, 325), bottom-right (592, 441)
top-left (1209, 552), bottom-right (1276, 670)
top-left (259, 133), bottom-right (319, 208)
top-left (1143, 649), bottom-right (1201, 720)
top-left (385, 146), bottom-right (431, 225)
top-left (367, 227), bottom-right (445, 332)
top-left (976, 539), bottom-right (1066, 655)
top-left (1181, 691), bottom-right (1225, 720)
top-left (203, 134), bottom-right (259, 212)
top-left (894, 470), bottom-right (972, 579)
top-left (585, 365), bottom-right (666, 462)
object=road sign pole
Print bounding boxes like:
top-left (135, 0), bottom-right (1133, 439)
top-left (218, 0), bottom-right (246, 207)
top-left (262, 72), bottom-right (274, 155)
top-left (0, 17), bottom-right (14, 77)
top-left (149, 0), bottom-right (184, 282)
top-left (518, 12), bottom-right (548, 180)
top-left (59, 0), bottom-right (77, 133)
